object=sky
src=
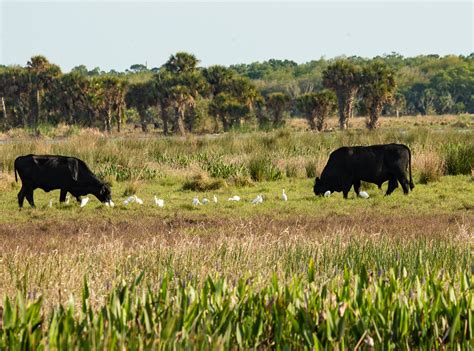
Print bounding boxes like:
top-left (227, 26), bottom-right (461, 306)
top-left (1, 1), bottom-right (473, 72)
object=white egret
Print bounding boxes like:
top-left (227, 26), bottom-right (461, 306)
top-left (282, 189), bottom-right (288, 201)
top-left (213, 195), bottom-right (218, 203)
top-left (134, 195), bottom-right (144, 205)
top-left (202, 198), bottom-right (209, 204)
top-left (48, 199), bottom-right (53, 208)
top-left (80, 197), bottom-right (90, 208)
top-left (65, 194), bottom-right (70, 205)
top-left (123, 196), bottom-right (136, 205)
top-left (324, 190), bottom-right (331, 197)
top-left (228, 195), bottom-right (241, 201)
top-left (251, 195), bottom-right (263, 205)
top-left (154, 195), bottom-right (164, 207)
top-left (359, 191), bottom-right (370, 199)
top-left (192, 197), bottom-right (201, 206)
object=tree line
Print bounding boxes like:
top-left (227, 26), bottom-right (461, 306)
top-left (0, 52), bottom-right (472, 134)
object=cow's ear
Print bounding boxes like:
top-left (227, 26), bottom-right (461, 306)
top-left (68, 159), bottom-right (79, 181)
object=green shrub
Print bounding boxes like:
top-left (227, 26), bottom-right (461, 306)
top-left (204, 158), bottom-right (246, 179)
top-left (248, 156), bottom-right (282, 182)
top-left (123, 183), bottom-right (138, 196)
top-left (182, 173), bottom-right (227, 191)
top-left (228, 174), bottom-right (254, 187)
top-left (305, 160), bottom-right (317, 178)
top-left (285, 163), bottom-right (299, 178)
top-left (444, 143), bottom-right (474, 175)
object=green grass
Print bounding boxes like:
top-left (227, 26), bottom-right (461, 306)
top-left (0, 175), bottom-right (472, 224)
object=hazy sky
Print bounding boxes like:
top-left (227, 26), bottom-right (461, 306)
top-left (1, 1), bottom-right (473, 71)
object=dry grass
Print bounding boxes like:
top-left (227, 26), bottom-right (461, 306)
top-left (413, 147), bottom-right (445, 184)
top-left (286, 114), bottom-right (473, 131)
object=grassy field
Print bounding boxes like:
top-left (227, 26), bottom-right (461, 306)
top-left (0, 115), bottom-right (473, 348)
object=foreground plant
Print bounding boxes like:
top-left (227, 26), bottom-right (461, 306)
top-left (1, 263), bottom-right (472, 350)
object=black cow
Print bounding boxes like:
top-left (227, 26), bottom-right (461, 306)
top-left (14, 154), bottom-right (112, 208)
top-left (314, 144), bottom-right (414, 198)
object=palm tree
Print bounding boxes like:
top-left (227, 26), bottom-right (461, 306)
top-left (0, 66), bottom-right (31, 128)
top-left (206, 71), bottom-right (259, 131)
top-left (323, 60), bottom-right (361, 130)
top-left (203, 65), bottom-right (234, 97)
top-left (26, 55), bottom-right (61, 129)
top-left (153, 70), bottom-right (173, 135)
top-left (92, 76), bottom-right (127, 133)
top-left (209, 93), bottom-right (249, 132)
top-left (156, 52), bottom-right (207, 134)
top-left (296, 91), bottom-right (336, 131)
top-left (265, 92), bottom-right (291, 127)
top-left (163, 52), bottom-right (199, 74)
top-left (126, 81), bottom-right (156, 132)
top-left (45, 72), bottom-right (91, 125)
top-left (360, 61), bottom-right (396, 129)
top-left (168, 85), bottom-right (195, 136)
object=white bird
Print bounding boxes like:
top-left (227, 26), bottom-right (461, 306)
top-left (192, 197), bottom-right (202, 206)
top-left (228, 195), bottom-right (241, 201)
top-left (324, 190), bottom-right (331, 198)
top-left (282, 189), bottom-right (288, 201)
top-left (80, 197), bottom-right (90, 208)
top-left (123, 196), bottom-right (136, 205)
top-left (202, 198), bottom-right (209, 204)
top-left (48, 199), bottom-right (53, 208)
top-left (213, 195), bottom-right (218, 203)
top-left (65, 194), bottom-right (70, 205)
top-left (154, 195), bottom-right (164, 207)
top-left (251, 195), bottom-right (263, 205)
top-left (134, 195), bottom-right (144, 205)
top-left (359, 191), bottom-right (370, 199)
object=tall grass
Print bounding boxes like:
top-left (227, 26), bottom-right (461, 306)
top-left (0, 129), bottom-right (472, 183)
top-left (443, 143), bottom-right (474, 175)
top-left (413, 147), bottom-right (445, 184)
top-left (248, 156), bottom-right (282, 182)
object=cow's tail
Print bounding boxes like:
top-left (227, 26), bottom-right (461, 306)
top-left (406, 145), bottom-right (414, 190)
top-left (14, 159), bottom-right (18, 182)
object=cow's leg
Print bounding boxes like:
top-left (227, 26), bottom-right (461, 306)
top-left (353, 180), bottom-right (361, 196)
top-left (342, 181), bottom-right (352, 199)
top-left (25, 189), bottom-right (35, 208)
top-left (397, 173), bottom-right (410, 195)
top-left (18, 187), bottom-right (26, 208)
top-left (59, 189), bottom-right (67, 203)
top-left (385, 177), bottom-right (398, 196)
top-left (75, 196), bottom-right (81, 203)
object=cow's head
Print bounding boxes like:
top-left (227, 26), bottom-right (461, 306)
top-left (96, 182), bottom-right (112, 203)
top-left (313, 177), bottom-right (326, 196)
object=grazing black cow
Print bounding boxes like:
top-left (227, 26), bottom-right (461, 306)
top-left (314, 144), bottom-right (414, 198)
top-left (14, 154), bottom-right (112, 208)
